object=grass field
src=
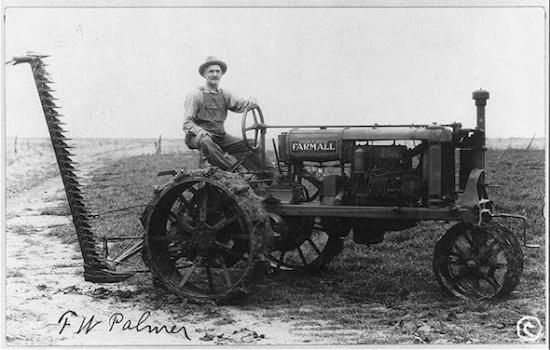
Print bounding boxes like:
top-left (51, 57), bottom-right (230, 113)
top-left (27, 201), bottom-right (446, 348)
top-left (50, 148), bottom-right (546, 344)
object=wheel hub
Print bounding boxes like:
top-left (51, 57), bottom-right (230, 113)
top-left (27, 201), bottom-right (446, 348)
top-left (192, 223), bottom-right (215, 252)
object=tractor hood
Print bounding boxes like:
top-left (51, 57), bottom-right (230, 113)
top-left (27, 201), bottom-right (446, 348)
top-left (278, 125), bottom-right (454, 162)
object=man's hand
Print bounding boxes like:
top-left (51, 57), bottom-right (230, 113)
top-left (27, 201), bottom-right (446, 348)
top-left (195, 129), bottom-right (211, 142)
top-left (247, 97), bottom-right (258, 110)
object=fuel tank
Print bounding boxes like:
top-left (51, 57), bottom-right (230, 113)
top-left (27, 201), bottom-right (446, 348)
top-left (278, 129), bottom-right (343, 161)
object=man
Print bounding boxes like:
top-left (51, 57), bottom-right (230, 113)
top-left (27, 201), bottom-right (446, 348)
top-left (183, 56), bottom-right (265, 171)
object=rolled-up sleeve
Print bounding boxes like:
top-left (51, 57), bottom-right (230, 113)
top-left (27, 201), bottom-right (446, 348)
top-left (183, 90), bottom-right (203, 135)
top-left (224, 90), bottom-right (253, 113)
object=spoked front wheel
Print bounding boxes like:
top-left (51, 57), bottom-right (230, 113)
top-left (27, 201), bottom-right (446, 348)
top-left (433, 222), bottom-right (523, 299)
top-left (268, 217), bottom-right (343, 272)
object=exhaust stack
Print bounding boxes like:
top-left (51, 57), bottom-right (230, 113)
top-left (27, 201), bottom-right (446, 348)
top-left (472, 89), bottom-right (490, 147)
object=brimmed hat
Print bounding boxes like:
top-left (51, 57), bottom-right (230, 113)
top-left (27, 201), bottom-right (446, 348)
top-left (198, 56), bottom-right (227, 76)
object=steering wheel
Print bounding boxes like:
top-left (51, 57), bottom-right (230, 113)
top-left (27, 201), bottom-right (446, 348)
top-left (241, 105), bottom-right (266, 152)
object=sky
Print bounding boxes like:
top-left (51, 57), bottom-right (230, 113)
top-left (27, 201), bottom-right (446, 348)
top-left (3, 4), bottom-right (548, 141)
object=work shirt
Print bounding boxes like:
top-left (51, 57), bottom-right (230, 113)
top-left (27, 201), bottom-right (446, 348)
top-left (183, 86), bottom-right (252, 137)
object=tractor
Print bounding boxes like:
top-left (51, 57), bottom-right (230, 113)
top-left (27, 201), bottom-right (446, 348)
top-left (11, 54), bottom-right (537, 302)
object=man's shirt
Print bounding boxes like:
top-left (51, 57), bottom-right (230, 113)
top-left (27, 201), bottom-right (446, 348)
top-left (183, 86), bottom-right (252, 137)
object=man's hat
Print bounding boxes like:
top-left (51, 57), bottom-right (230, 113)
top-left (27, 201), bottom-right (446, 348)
top-left (199, 56), bottom-right (227, 76)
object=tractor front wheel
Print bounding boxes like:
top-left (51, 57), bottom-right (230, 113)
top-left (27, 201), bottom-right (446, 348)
top-left (433, 222), bottom-right (523, 299)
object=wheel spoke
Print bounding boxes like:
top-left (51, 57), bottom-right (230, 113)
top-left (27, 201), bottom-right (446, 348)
top-left (178, 257), bottom-right (200, 287)
top-left (220, 256), bottom-right (232, 287)
top-left (211, 214), bottom-right (239, 232)
top-left (178, 194), bottom-right (192, 208)
top-left (307, 238), bottom-right (322, 256)
top-left (277, 251), bottom-right (286, 268)
top-left (480, 271), bottom-right (501, 291)
top-left (462, 230), bottom-right (475, 249)
top-left (198, 187), bottom-right (208, 222)
top-left (168, 211), bottom-right (195, 232)
top-left (297, 246), bottom-right (308, 265)
top-left (450, 267), bottom-right (469, 283)
top-left (475, 238), bottom-right (501, 260)
top-left (205, 264), bottom-right (215, 292)
top-left (447, 251), bottom-right (467, 264)
top-left (452, 243), bottom-right (470, 260)
top-left (174, 261), bottom-right (195, 269)
top-left (439, 255), bottom-right (467, 266)
top-left (245, 125), bottom-right (257, 131)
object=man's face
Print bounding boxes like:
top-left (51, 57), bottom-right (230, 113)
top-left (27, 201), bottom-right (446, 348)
top-left (203, 65), bottom-right (223, 87)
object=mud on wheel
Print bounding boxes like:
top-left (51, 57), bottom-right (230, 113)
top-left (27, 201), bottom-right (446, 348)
top-left (142, 169), bottom-right (268, 301)
top-left (433, 222), bottom-right (523, 299)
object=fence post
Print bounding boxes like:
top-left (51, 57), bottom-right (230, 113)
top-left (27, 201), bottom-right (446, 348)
top-left (154, 135), bottom-right (162, 155)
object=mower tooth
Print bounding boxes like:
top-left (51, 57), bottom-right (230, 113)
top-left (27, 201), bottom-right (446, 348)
top-left (49, 118), bottom-right (65, 125)
top-left (50, 128), bottom-right (68, 136)
top-left (57, 157), bottom-right (73, 164)
top-left (79, 222), bottom-right (92, 230)
top-left (67, 187), bottom-right (83, 195)
top-left (64, 175), bottom-right (81, 182)
top-left (39, 91), bottom-right (53, 97)
top-left (81, 242), bottom-right (97, 249)
top-left (53, 143), bottom-right (73, 150)
top-left (56, 142), bottom-right (73, 148)
top-left (53, 139), bottom-right (69, 147)
top-left (57, 153), bottom-right (73, 160)
top-left (48, 123), bottom-right (66, 131)
top-left (54, 136), bottom-right (72, 142)
top-left (71, 194), bottom-right (85, 202)
top-left (57, 150), bottom-right (75, 158)
top-left (36, 77), bottom-right (54, 84)
top-left (60, 164), bottom-right (77, 171)
top-left (43, 100), bottom-right (57, 106)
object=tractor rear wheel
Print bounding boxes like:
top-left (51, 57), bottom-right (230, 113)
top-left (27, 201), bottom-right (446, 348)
top-left (433, 222), bottom-right (523, 299)
top-left (143, 170), bottom-right (269, 301)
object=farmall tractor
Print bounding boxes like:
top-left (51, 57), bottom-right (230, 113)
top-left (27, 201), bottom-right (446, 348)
top-left (11, 54), bottom-right (536, 302)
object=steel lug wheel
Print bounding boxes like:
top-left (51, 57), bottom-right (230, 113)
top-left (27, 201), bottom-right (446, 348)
top-left (144, 178), bottom-right (254, 300)
top-left (433, 222), bottom-right (523, 299)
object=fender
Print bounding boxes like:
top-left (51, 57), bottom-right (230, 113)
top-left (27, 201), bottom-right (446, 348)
top-left (458, 168), bottom-right (492, 225)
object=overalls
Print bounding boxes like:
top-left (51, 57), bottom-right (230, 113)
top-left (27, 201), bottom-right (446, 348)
top-left (185, 91), bottom-right (264, 171)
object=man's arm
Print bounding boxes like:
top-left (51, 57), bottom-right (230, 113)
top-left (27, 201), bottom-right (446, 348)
top-left (224, 90), bottom-right (257, 113)
top-left (183, 90), bottom-right (205, 135)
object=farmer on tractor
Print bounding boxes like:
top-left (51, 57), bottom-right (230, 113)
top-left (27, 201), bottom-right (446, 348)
top-left (183, 56), bottom-right (266, 172)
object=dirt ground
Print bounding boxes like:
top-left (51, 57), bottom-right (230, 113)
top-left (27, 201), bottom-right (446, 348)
top-left (3, 142), bottom-right (354, 346)
top-left (3, 141), bottom-right (547, 347)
